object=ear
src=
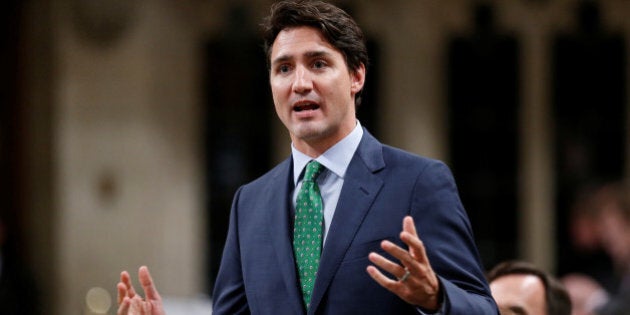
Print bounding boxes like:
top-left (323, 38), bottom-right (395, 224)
top-left (350, 63), bottom-right (366, 95)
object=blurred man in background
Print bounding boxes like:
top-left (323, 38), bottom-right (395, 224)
top-left (488, 260), bottom-right (572, 315)
top-left (561, 182), bottom-right (630, 315)
top-left (589, 183), bottom-right (630, 315)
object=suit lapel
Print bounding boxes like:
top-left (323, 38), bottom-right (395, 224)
top-left (309, 131), bottom-right (386, 314)
top-left (264, 158), bottom-right (306, 315)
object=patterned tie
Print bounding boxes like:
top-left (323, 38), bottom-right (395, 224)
top-left (293, 160), bottom-right (325, 308)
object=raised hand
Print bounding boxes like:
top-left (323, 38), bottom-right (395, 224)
top-left (117, 266), bottom-right (166, 315)
top-left (366, 216), bottom-right (441, 312)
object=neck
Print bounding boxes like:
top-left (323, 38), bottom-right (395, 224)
top-left (293, 138), bottom-right (339, 158)
top-left (292, 122), bottom-right (356, 158)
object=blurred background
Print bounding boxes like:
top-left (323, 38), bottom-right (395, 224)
top-left (1, 0), bottom-right (629, 314)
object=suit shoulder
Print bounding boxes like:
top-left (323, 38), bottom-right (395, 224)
top-left (239, 157), bottom-right (291, 190)
top-left (381, 144), bottom-right (449, 171)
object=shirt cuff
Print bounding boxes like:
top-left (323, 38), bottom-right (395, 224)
top-left (416, 303), bottom-right (444, 315)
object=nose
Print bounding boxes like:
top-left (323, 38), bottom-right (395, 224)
top-left (292, 66), bottom-right (312, 94)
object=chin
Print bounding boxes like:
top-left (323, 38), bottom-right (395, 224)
top-left (293, 124), bottom-right (330, 141)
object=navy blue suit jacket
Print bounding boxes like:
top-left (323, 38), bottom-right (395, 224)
top-left (212, 130), bottom-right (498, 314)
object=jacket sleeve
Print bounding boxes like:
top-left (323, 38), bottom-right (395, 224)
top-left (411, 161), bottom-right (499, 315)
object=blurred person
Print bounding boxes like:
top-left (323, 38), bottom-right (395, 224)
top-left (588, 182), bottom-right (630, 315)
top-left (116, 1), bottom-right (498, 314)
top-left (558, 183), bottom-right (619, 315)
top-left (565, 184), bottom-right (617, 292)
top-left (487, 260), bottom-right (572, 315)
top-left (0, 213), bottom-right (41, 315)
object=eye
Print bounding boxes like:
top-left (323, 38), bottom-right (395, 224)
top-left (312, 60), bottom-right (327, 69)
top-left (277, 64), bottom-right (292, 74)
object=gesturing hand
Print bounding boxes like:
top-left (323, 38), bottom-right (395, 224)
top-left (117, 266), bottom-right (166, 315)
top-left (366, 216), bottom-right (441, 312)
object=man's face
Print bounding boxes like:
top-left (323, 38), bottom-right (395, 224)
top-left (490, 274), bottom-right (547, 315)
top-left (269, 26), bottom-right (365, 154)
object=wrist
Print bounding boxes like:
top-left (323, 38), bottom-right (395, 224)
top-left (418, 280), bottom-right (443, 313)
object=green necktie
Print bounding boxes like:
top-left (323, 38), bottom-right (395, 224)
top-left (293, 160), bottom-right (325, 308)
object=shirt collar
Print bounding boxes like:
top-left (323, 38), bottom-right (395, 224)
top-left (292, 121), bottom-right (363, 184)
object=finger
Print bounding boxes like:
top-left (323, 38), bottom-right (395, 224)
top-left (139, 266), bottom-right (161, 301)
top-left (366, 265), bottom-right (401, 290)
top-left (381, 237), bottom-right (435, 285)
top-left (402, 216), bottom-right (418, 260)
top-left (121, 271), bottom-right (138, 298)
top-left (117, 297), bottom-right (131, 315)
top-left (368, 252), bottom-right (407, 279)
top-left (400, 230), bottom-right (430, 264)
top-left (399, 230), bottom-right (439, 292)
top-left (399, 232), bottom-right (438, 286)
top-left (403, 216), bottom-right (418, 237)
top-left (117, 282), bottom-right (128, 306)
top-left (401, 216), bottom-right (423, 260)
top-left (400, 216), bottom-right (431, 266)
top-left (379, 239), bottom-right (416, 269)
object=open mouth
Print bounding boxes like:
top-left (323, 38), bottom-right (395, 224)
top-left (293, 102), bottom-right (320, 112)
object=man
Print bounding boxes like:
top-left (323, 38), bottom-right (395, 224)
top-left (588, 182), bottom-right (630, 315)
top-left (488, 260), bottom-right (571, 315)
top-left (117, 1), bottom-right (498, 314)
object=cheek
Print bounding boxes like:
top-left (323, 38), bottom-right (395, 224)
top-left (270, 82), bottom-right (281, 97)
top-left (271, 88), bottom-right (289, 110)
top-left (270, 77), bottom-right (290, 94)
top-left (322, 82), bottom-right (349, 104)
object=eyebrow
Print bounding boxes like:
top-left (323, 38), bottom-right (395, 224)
top-left (271, 50), bottom-right (333, 67)
top-left (304, 50), bottom-right (332, 59)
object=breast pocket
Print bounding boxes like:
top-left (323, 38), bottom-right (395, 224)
top-left (340, 236), bottom-right (396, 264)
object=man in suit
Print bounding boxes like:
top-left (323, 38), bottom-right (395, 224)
top-left (116, 1), bottom-right (498, 314)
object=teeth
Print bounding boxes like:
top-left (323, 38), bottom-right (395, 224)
top-left (294, 103), bottom-right (319, 112)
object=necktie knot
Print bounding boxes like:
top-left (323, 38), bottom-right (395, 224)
top-left (304, 160), bottom-right (324, 182)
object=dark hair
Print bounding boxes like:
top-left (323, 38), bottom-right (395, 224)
top-left (487, 260), bottom-right (572, 315)
top-left (261, 0), bottom-right (369, 105)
